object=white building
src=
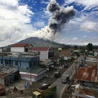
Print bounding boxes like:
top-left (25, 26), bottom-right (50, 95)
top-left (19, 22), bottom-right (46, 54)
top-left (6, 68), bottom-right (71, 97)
top-left (32, 47), bottom-right (54, 61)
top-left (94, 51), bottom-right (98, 57)
top-left (11, 43), bottom-right (33, 53)
top-left (0, 48), bottom-right (2, 52)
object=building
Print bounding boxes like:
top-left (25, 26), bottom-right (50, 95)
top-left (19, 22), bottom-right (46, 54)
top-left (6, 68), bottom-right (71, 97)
top-left (72, 84), bottom-right (96, 98)
top-left (72, 64), bottom-right (98, 98)
top-left (20, 68), bottom-right (46, 82)
top-left (32, 47), bottom-right (54, 61)
top-left (11, 43), bottom-right (33, 53)
top-left (0, 52), bottom-right (39, 70)
top-left (0, 52), bottom-right (46, 82)
top-left (76, 65), bottom-right (98, 83)
top-left (0, 68), bottom-right (20, 85)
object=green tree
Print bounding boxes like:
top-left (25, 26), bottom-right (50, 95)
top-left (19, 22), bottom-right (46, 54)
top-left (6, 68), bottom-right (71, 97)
top-left (74, 45), bottom-right (78, 50)
top-left (86, 43), bottom-right (93, 51)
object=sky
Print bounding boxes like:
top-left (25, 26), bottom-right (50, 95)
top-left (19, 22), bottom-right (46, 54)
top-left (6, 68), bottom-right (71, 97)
top-left (0, 0), bottom-right (98, 47)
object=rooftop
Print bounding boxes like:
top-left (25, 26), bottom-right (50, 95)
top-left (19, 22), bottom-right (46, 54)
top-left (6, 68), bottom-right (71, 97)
top-left (0, 68), bottom-right (18, 78)
top-left (19, 67), bottom-right (45, 74)
top-left (11, 43), bottom-right (28, 47)
top-left (76, 65), bottom-right (98, 83)
top-left (32, 47), bottom-right (51, 51)
top-left (72, 86), bottom-right (95, 98)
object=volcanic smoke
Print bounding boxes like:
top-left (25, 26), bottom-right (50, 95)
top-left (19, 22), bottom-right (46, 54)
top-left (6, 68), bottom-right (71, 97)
top-left (47, 0), bottom-right (75, 34)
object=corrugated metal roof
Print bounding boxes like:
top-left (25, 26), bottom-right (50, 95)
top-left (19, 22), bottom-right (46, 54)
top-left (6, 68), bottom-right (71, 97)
top-left (0, 68), bottom-right (18, 78)
top-left (32, 47), bottom-right (51, 51)
top-left (11, 43), bottom-right (28, 47)
top-left (72, 86), bottom-right (95, 97)
top-left (76, 66), bottom-right (98, 82)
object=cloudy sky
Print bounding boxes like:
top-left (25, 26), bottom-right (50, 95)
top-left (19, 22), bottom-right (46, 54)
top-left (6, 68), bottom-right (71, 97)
top-left (0, 0), bottom-right (98, 47)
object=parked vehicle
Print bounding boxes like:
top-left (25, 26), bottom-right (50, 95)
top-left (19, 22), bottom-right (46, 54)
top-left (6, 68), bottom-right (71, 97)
top-left (32, 83), bottom-right (56, 98)
top-left (0, 85), bottom-right (6, 95)
top-left (64, 63), bottom-right (68, 68)
top-left (61, 75), bottom-right (69, 84)
top-left (54, 71), bottom-right (61, 78)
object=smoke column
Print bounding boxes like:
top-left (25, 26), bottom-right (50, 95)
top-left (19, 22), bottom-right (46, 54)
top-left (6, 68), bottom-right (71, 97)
top-left (47, 0), bottom-right (75, 34)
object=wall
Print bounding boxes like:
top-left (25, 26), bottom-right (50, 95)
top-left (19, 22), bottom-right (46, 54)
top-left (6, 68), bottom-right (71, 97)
top-left (0, 56), bottom-right (39, 70)
top-left (11, 47), bottom-right (24, 52)
top-left (40, 51), bottom-right (48, 61)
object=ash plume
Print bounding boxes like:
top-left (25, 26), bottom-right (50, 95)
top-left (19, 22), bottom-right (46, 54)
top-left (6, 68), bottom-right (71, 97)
top-left (47, 0), bottom-right (75, 34)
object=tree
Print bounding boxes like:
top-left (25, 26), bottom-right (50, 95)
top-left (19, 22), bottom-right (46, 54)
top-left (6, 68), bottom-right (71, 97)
top-left (74, 45), bottom-right (78, 50)
top-left (86, 43), bottom-right (93, 51)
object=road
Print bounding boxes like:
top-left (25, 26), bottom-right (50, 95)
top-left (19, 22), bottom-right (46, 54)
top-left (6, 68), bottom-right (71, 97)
top-left (52, 56), bottom-right (83, 98)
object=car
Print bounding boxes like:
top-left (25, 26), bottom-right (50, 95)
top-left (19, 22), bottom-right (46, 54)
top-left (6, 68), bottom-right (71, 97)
top-left (0, 85), bottom-right (6, 96)
top-left (61, 75), bottom-right (69, 84)
top-left (64, 63), bottom-right (68, 68)
top-left (54, 71), bottom-right (61, 78)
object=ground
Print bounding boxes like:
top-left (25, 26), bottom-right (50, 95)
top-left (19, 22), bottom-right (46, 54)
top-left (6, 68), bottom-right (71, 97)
top-left (0, 65), bottom-right (68, 98)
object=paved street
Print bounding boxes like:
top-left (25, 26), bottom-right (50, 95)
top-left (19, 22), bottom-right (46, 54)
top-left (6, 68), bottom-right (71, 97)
top-left (52, 56), bottom-right (83, 98)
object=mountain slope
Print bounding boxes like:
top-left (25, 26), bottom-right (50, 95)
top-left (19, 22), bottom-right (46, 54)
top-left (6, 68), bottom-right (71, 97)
top-left (16, 37), bottom-right (64, 47)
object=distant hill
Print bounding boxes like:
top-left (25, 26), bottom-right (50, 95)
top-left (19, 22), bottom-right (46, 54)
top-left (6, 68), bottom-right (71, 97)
top-left (16, 37), bottom-right (64, 47)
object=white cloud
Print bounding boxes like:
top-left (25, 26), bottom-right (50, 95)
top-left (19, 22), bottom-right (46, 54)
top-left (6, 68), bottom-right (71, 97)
top-left (55, 35), bottom-right (98, 45)
top-left (18, 5), bottom-right (34, 16)
top-left (41, 0), bottom-right (50, 4)
top-left (80, 21), bottom-right (98, 32)
top-left (65, 0), bottom-right (98, 7)
top-left (0, 0), bottom-right (36, 47)
top-left (34, 21), bottom-right (45, 28)
top-left (0, 0), bottom-right (58, 47)
top-left (73, 37), bottom-right (77, 40)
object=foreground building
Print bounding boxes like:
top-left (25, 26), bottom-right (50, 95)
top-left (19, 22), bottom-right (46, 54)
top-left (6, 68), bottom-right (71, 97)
top-left (0, 52), bottom-right (46, 82)
top-left (0, 68), bottom-right (20, 85)
top-left (72, 60), bottom-right (98, 98)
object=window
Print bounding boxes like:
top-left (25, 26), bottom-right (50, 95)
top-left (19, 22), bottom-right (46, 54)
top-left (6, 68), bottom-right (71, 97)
top-left (25, 48), bottom-right (28, 52)
top-left (15, 61), bottom-right (18, 65)
top-left (1, 59), bottom-right (3, 64)
top-left (5, 60), bottom-right (8, 65)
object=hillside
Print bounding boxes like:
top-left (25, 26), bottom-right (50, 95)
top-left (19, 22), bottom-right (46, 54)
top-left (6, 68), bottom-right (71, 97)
top-left (16, 37), bottom-right (64, 47)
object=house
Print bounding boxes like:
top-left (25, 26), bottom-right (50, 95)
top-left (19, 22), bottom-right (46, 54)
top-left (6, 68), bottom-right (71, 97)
top-left (76, 65), bottom-right (98, 83)
top-left (72, 85), bottom-right (96, 98)
top-left (94, 51), bottom-right (98, 57)
top-left (20, 68), bottom-right (46, 82)
top-left (0, 52), bottom-right (39, 70)
top-left (32, 47), bottom-right (54, 61)
top-left (0, 68), bottom-right (20, 85)
top-left (72, 64), bottom-right (98, 98)
top-left (0, 48), bottom-right (2, 52)
top-left (11, 43), bottom-right (33, 53)
top-left (0, 52), bottom-right (46, 82)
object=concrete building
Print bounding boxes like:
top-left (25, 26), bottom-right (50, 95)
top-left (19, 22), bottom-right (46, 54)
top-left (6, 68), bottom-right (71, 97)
top-left (0, 53), bottom-right (39, 70)
top-left (0, 52), bottom-right (46, 82)
top-left (32, 47), bottom-right (54, 61)
top-left (20, 68), bottom-right (46, 82)
top-left (11, 43), bottom-right (33, 53)
top-left (0, 68), bottom-right (20, 85)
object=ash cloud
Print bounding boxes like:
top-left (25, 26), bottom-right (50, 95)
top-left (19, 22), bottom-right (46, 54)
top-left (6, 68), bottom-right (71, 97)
top-left (47, 0), bottom-right (75, 34)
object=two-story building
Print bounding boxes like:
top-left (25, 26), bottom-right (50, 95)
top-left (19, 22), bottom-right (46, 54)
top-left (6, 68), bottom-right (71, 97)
top-left (32, 47), bottom-right (54, 61)
top-left (11, 43), bottom-right (33, 53)
top-left (0, 52), bottom-right (46, 82)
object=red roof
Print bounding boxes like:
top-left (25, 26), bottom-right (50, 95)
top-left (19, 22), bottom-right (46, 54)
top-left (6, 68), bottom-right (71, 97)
top-left (74, 87), bottom-right (95, 97)
top-left (32, 47), bottom-right (51, 51)
top-left (76, 66), bottom-right (98, 82)
top-left (11, 43), bottom-right (28, 47)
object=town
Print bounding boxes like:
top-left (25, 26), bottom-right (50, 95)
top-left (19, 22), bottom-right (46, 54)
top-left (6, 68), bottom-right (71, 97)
top-left (0, 43), bottom-right (98, 98)
top-left (0, 0), bottom-right (98, 98)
